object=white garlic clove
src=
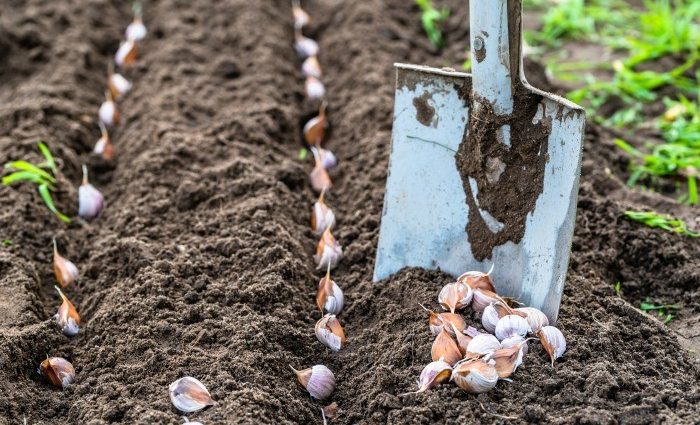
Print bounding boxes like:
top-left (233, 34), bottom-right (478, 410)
top-left (481, 303), bottom-right (500, 334)
top-left (316, 266), bottom-right (344, 315)
top-left (483, 344), bottom-right (525, 379)
top-left (294, 34), bottom-right (319, 58)
top-left (471, 288), bottom-right (501, 312)
top-left (431, 328), bottom-right (462, 366)
top-left (291, 365), bottom-right (336, 400)
top-left (302, 55), bottom-right (322, 78)
top-left (115, 38), bottom-right (137, 67)
top-left (126, 19), bottom-right (147, 41)
top-left (314, 228), bottom-right (342, 271)
top-left (450, 359), bottom-right (498, 394)
top-left (457, 267), bottom-right (496, 293)
top-left (94, 122), bottom-right (115, 161)
top-left (40, 357), bottom-right (75, 389)
top-left (318, 148), bottom-right (337, 170)
top-left (78, 165), bottom-right (104, 220)
top-left (315, 314), bottom-right (346, 352)
top-left (309, 147), bottom-right (332, 193)
top-left (292, 0), bottom-right (310, 29)
top-left (54, 286), bottom-right (80, 337)
top-left (52, 238), bottom-right (78, 287)
top-left (466, 333), bottom-right (501, 356)
top-left (311, 189), bottom-right (336, 235)
top-left (98, 95), bottom-right (119, 127)
top-left (305, 76), bottom-right (325, 100)
top-left (413, 359), bottom-right (452, 393)
top-left (108, 72), bottom-right (132, 99)
top-left (501, 335), bottom-right (529, 355)
top-left (515, 307), bottom-right (549, 334)
top-left (538, 326), bottom-right (566, 366)
top-left (495, 314), bottom-right (530, 341)
top-left (438, 282), bottom-right (473, 313)
top-left (169, 377), bottom-right (216, 413)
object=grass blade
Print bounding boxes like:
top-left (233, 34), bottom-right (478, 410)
top-left (38, 183), bottom-right (71, 223)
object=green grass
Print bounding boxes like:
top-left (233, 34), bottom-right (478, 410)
top-left (623, 210), bottom-right (699, 237)
top-left (416, 0), bottom-right (450, 49)
top-left (3, 142), bottom-right (70, 223)
top-left (640, 301), bottom-right (679, 324)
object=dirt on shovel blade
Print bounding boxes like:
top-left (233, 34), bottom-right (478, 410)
top-left (0, 0), bottom-right (698, 424)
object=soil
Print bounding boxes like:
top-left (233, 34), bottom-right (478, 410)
top-left (0, 0), bottom-right (698, 424)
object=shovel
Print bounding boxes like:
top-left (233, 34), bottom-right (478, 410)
top-left (373, 0), bottom-right (585, 323)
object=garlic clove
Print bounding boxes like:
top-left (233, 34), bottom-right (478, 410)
top-left (291, 364), bottom-right (336, 400)
top-left (115, 38), bottom-right (137, 68)
top-left (305, 76), bottom-right (325, 100)
top-left (538, 326), bottom-right (566, 366)
top-left (309, 147), bottom-right (332, 193)
top-left (294, 33), bottom-right (319, 58)
top-left (481, 303), bottom-right (500, 334)
top-left (431, 328), bottom-right (462, 366)
top-left (501, 335), bottom-right (529, 355)
top-left (302, 55), bottom-right (322, 78)
top-left (466, 333), bottom-right (501, 356)
top-left (303, 101), bottom-right (328, 146)
top-left (494, 314), bottom-right (530, 341)
top-left (318, 148), bottom-right (337, 170)
top-left (314, 228), bottom-right (342, 271)
top-left (457, 267), bottom-right (496, 293)
top-left (98, 92), bottom-right (119, 127)
top-left (54, 286), bottom-right (80, 337)
top-left (410, 359), bottom-right (452, 393)
top-left (471, 288), bottom-right (501, 312)
top-left (40, 357), bottom-right (75, 389)
top-left (126, 19), bottom-right (147, 41)
top-left (438, 282), bottom-right (473, 313)
top-left (483, 344), bottom-right (524, 379)
top-left (515, 307), bottom-right (549, 334)
top-left (315, 265), bottom-right (344, 315)
top-left (450, 359), bottom-right (499, 394)
top-left (311, 189), bottom-right (336, 235)
top-left (78, 165), bottom-right (104, 220)
top-left (292, 1), bottom-right (310, 30)
top-left (419, 304), bottom-right (465, 336)
top-left (315, 314), bottom-right (346, 352)
top-left (450, 322), bottom-right (472, 356)
top-left (108, 72), bottom-right (132, 100)
top-left (169, 377), bottom-right (216, 413)
top-left (52, 238), bottom-right (78, 287)
top-left (93, 122), bottom-right (115, 161)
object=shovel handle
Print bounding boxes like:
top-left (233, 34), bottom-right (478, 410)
top-left (469, 0), bottom-right (523, 115)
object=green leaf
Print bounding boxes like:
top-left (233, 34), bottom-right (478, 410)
top-left (37, 141), bottom-right (56, 173)
top-left (4, 160), bottom-right (55, 183)
top-left (2, 171), bottom-right (52, 186)
top-left (298, 148), bottom-right (309, 160)
top-left (38, 183), bottom-right (71, 223)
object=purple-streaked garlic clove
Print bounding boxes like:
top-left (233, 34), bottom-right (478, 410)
top-left (40, 357), bottom-right (75, 389)
top-left (450, 359), bottom-right (498, 394)
top-left (438, 281), bottom-right (473, 313)
top-left (538, 326), bottom-right (566, 366)
top-left (315, 314), bottom-right (346, 352)
top-left (78, 165), bottom-right (104, 220)
top-left (314, 228), bottom-right (342, 271)
top-left (294, 33), bottom-right (319, 58)
top-left (169, 376), bottom-right (216, 413)
top-left (494, 314), bottom-right (530, 341)
top-left (52, 238), bottom-right (78, 287)
top-left (54, 286), bottom-right (80, 337)
top-left (316, 264), bottom-right (344, 315)
top-left (311, 188), bottom-right (336, 235)
top-left (291, 364), bottom-right (335, 400)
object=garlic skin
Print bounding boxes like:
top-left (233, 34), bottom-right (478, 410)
top-left (316, 266), bottom-right (344, 315)
top-left (438, 282), bottom-right (473, 313)
top-left (495, 314), bottom-right (530, 341)
top-left (315, 314), bottom-right (346, 352)
top-left (78, 165), bottom-right (104, 220)
top-left (501, 335), bottom-right (529, 355)
top-left (481, 303), bottom-right (500, 334)
top-left (115, 39), bottom-right (137, 67)
top-left (40, 357), bottom-right (75, 389)
top-left (451, 359), bottom-right (499, 394)
top-left (311, 189), bottom-right (335, 235)
top-left (169, 377), bottom-right (216, 413)
top-left (471, 288), bottom-right (500, 312)
top-left (431, 328), bottom-right (462, 366)
top-left (98, 94), bottom-right (119, 127)
top-left (484, 344), bottom-right (525, 379)
top-left (421, 305), bottom-right (465, 336)
top-left (54, 286), bottom-right (80, 337)
top-left (515, 307), bottom-right (549, 334)
top-left (466, 333), bottom-right (501, 356)
top-left (538, 326), bottom-right (566, 366)
top-left (108, 73), bottom-right (132, 99)
top-left (457, 269), bottom-right (496, 293)
top-left (314, 228), bottom-right (342, 271)
top-left (294, 34), bottom-right (319, 58)
top-left (52, 239), bottom-right (78, 287)
top-left (413, 359), bottom-right (452, 393)
top-left (93, 122), bottom-right (115, 161)
top-left (126, 19), bottom-right (147, 41)
top-left (305, 76), bottom-right (325, 100)
top-left (303, 102), bottom-right (328, 146)
top-left (292, 365), bottom-right (336, 400)
top-left (450, 323), bottom-right (472, 356)
top-left (292, 1), bottom-right (310, 30)
top-left (302, 56), bottom-right (322, 78)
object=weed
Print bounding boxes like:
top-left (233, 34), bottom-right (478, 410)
top-left (614, 281), bottom-right (622, 295)
top-left (640, 301), bottom-right (679, 324)
top-left (623, 210), bottom-right (699, 237)
top-left (3, 142), bottom-right (70, 223)
top-left (416, 0), bottom-right (450, 49)
top-left (2, 240), bottom-right (11, 247)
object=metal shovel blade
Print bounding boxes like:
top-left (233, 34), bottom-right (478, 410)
top-left (373, 0), bottom-right (585, 323)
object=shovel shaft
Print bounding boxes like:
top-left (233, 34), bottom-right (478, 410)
top-left (470, 0), bottom-right (523, 115)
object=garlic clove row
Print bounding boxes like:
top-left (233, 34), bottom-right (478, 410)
top-left (169, 377), bottom-right (216, 413)
top-left (538, 326), bottom-right (566, 366)
top-left (438, 281), bottom-right (473, 313)
top-left (314, 228), bottom-right (342, 271)
top-left (52, 238), bottom-right (78, 287)
top-left (494, 314), bottom-right (530, 341)
top-left (315, 314), bottom-right (346, 352)
top-left (40, 357), bottom-right (75, 389)
top-left (78, 165), bottom-right (105, 220)
top-left (431, 328), bottom-right (462, 366)
top-left (54, 286), bottom-right (80, 337)
top-left (451, 359), bottom-right (499, 394)
top-left (292, 364), bottom-right (335, 400)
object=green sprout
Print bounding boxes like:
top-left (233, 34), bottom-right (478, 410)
top-left (416, 0), bottom-right (450, 49)
top-left (3, 142), bottom-right (70, 223)
top-left (623, 211), bottom-right (699, 237)
top-left (2, 239), bottom-right (11, 247)
top-left (614, 281), bottom-right (622, 296)
top-left (639, 302), bottom-right (679, 324)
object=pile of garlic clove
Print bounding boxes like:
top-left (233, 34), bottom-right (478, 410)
top-left (409, 268), bottom-right (567, 395)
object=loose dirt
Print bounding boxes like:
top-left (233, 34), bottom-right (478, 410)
top-left (0, 0), bottom-right (697, 424)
